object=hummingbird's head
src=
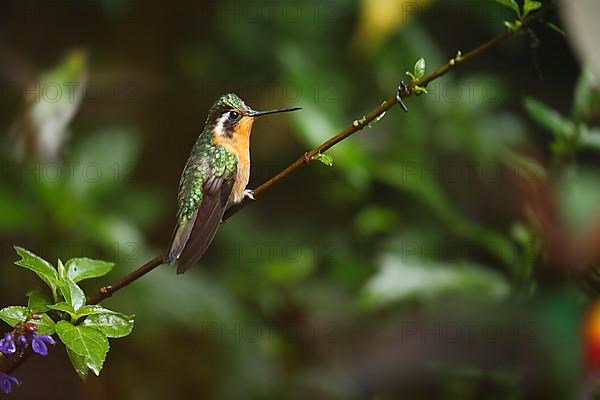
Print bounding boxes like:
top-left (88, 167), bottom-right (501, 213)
top-left (208, 93), bottom-right (300, 141)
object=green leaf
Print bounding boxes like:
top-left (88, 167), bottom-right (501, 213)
top-left (66, 258), bottom-right (115, 283)
top-left (573, 69), bottom-right (600, 121)
top-left (413, 85), bottom-right (429, 95)
top-left (360, 256), bottom-right (510, 308)
top-left (57, 259), bottom-right (66, 281)
top-left (354, 206), bottom-right (399, 236)
top-left (13, 246), bottom-right (58, 292)
top-left (82, 313), bottom-right (134, 338)
top-left (502, 149), bottom-right (547, 181)
top-left (66, 347), bottom-right (90, 381)
top-left (524, 98), bottom-right (574, 138)
top-left (55, 321), bottom-right (109, 376)
top-left (557, 168), bottom-right (600, 230)
top-left (47, 302), bottom-right (77, 320)
top-left (76, 305), bottom-right (124, 317)
top-left (311, 153), bottom-right (334, 166)
top-left (581, 127), bottom-right (600, 151)
top-left (14, 50), bottom-right (87, 162)
top-left (414, 57), bottom-right (426, 80)
top-left (511, 222), bottom-right (532, 246)
top-left (523, 0), bottom-right (542, 18)
top-left (27, 290), bottom-right (50, 313)
top-left (496, 0), bottom-right (520, 17)
top-left (0, 305), bottom-right (55, 334)
top-left (60, 278), bottom-right (86, 311)
top-left (32, 313), bottom-right (56, 336)
top-left (0, 306), bottom-right (28, 327)
top-left (504, 20), bottom-right (522, 31)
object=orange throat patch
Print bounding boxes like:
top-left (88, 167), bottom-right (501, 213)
top-left (213, 116), bottom-right (254, 203)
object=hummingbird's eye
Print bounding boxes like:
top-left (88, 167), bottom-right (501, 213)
top-left (228, 111), bottom-right (241, 121)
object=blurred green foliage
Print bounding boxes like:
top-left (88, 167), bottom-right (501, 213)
top-left (0, 0), bottom-right (597, 399)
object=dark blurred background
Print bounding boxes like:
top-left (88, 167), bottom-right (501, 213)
top-left (1, 0), bottom-right (599, 398)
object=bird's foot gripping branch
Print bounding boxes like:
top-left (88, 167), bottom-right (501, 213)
top-left (0, 247), bottom-right (134, 388)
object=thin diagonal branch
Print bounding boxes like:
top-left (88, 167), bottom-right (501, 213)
top-left (224, 8), bottom-right (551, 218)
top-left (89, 7), bottom-right (549, 305)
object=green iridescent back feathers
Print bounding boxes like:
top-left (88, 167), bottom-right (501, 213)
top-left (176, 95), bottom-right (241, 225)
top-left (166, 94), bottom-right (244, 270)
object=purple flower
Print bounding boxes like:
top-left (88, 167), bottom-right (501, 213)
top-left (0, 373), bottom-right (20, 394)
top-left (16, 335), bottom-right (28, 347)
top-left (30, 334), bottom-right (55, 356)
top-left (0, 333), bottom-right (16, 356)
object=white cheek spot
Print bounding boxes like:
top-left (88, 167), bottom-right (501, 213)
top-left (215, 113), bottom-right (229, 137)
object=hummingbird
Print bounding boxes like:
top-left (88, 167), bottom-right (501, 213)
top-left (166, 93), bottom-right (300, 273)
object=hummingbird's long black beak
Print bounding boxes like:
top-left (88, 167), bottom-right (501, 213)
top-left (248, 107), bottom-right (301, 117)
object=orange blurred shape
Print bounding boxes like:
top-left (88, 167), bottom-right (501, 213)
top-left (584, 299), bottom-right (600, 370)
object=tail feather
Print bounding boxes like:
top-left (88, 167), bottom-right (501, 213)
top-left (168, 175), bottom-right (233, 274)
top-left (166, 210), bottom-right (198, 264)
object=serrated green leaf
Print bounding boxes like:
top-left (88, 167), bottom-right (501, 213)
top-left (13, 246), bottom-right (58, 292)
top-left (76, 305), bottom-right (125, 317)
top-left (311, 153), bottom-right (334, 167)
top-left (82, 313), bottom-right (134, 338)
top-left (0, 305), bottom-right (55, 334)
top-left (524, 98), bottom-right (574, 138)
top-left (66, 347), bottom-right (90, 381)
top-left (27, 290), bottom-right (50, 313)
top-left (66, 258), bottom-right (115, 283)
top-left (33, 313), bottom-right (56, 335)
top-left (523, 0), bottom-right (542, 18)
top-left (0, 306), bottom-right (28, 327)
top-left (414, 57), bottom-right (426, 80)
top-left (60, 278), bottom-right (86, 312)
top-left (55, 321), bottom-right (109, 376)
top-left (496, 0), bottom-right (520, 17)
